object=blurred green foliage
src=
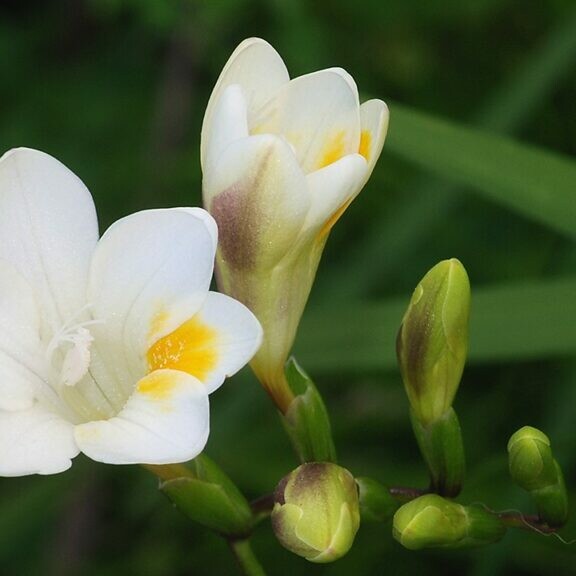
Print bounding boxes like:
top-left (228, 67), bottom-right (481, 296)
top-left (1, 0), bottom-right (576, 574)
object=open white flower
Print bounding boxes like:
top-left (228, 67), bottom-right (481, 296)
top-left (201, 38), bottom-right (388, 410)
top-left (0, 147), bottom-right (262, 476)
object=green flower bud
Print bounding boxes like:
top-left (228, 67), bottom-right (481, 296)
top-left (508, 426), bottom-right (556, 492)
top-left (356, 477), bottom-right (398, 523)
top-left (393, 494), bottom-right (505, 550)
top-left (397, 259), bottom-right (470, 426)
top-left (508, 426), bottom-right (569, 527)
top-left (272, 463), bottom-right (360, 563)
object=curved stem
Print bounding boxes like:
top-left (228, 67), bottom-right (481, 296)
top-left (228, 538), bottom-right (267, 576)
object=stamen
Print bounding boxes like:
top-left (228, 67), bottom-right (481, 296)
top-left (46, 306), bottom-right (104, 389)
top-left (60, 326), bottom-right (93, 387)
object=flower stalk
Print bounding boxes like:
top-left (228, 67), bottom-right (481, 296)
top-left (229, 539), bottom-right (267, 576)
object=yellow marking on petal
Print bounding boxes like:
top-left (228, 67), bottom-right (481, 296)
top-left (147, 317), bottom-right (218, 382)
top-left (318, 131), bottom-right (346, 168)
top-left (137, 371), bottom-right (178, 401)
top-left (149, 309), bottom-right (170, 339)
top-left (317, 198), bottom-right (354, 239)
top-left (359, 130), bottom-right (372, 160)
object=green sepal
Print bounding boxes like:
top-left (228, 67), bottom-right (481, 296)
top-left (531, 461), bottom-right (569, 528)
top-left (410, 407), bottom-right (465, 497)
top-left (461, 505), bottom-right (507, 548)
top-left (281, 357), bottom-right (337, 463)
top-left (356, 477), bottom-right (398, 523)
top-left (159, 454), bottom-right (253, 538)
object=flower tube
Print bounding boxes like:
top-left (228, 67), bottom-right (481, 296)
top-left (0, 148), bottom-right (262, 475)
top-left (202, 38), bottom-right (388, 410)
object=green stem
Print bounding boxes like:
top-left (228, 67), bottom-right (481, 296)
top-left (229, 538), bottom-right (267, 576)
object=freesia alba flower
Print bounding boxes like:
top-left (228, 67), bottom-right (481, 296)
top-left (0, 148), bottom-right (262, 476)
top-left (201, 38), bottom-right (388, 410)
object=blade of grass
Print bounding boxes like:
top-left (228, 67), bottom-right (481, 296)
top-left (320, 9), bottom-right (576, 300)
top-left (296, 276), bottom-right (576, 373)
top-left (386, 103), bottom-right (576, 240)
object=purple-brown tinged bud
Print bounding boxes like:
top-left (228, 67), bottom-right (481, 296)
top-left (271, 463), bottom-right (360, 563)
top-left (397, 259), bottom-right (470, 425)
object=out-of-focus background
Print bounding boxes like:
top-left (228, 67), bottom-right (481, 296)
top-left (1, 1), bottom-right (576, 574)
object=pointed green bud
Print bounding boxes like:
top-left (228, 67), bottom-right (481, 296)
top-left (158, 455), bottom-right (253, 538)
top-left (393, 494), bottom-right (505, 550)
top-left (281, 358), bottom-right (337, 463)
top-left (397, 259), bottom-right (470, 426)
top-left (356, 477), bottom-right (398, 523)
top-left (508, 426), bottom-right (569, 527)
top-left (271, 463), bottom-right (360, 563)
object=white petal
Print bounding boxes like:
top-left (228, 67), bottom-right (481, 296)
top-left (0, 404), bottom-right (78, 476)
top-left (74, 369), bottom-right (209, 465)
top-left (0, 259), bottom-right (46, 411)
top-left (202, 84), bottom-right (249, 175)
top-left (359, 99), bottom-right (389, 175)
top-left (304, 154), bottom-right (368, 237)
top-left (201, 38), bottom-right (289, 169)
top-left (148, 291), bottom-right (263, 394)
top-left (203, 135), bottom-right (310, 271)
top-left (251, 68), bottom-right (361, 174)
top-left (174, 207), bottom-right (218, 251)
top-left (0, 148), bottom-right (99, 333)
top-left (87, 209), bottom-right (218, 400)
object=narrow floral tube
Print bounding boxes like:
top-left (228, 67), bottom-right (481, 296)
top-left (0, 147), bottom-right (262, 475)
top-left (201, 38), bottom-right (389, 410)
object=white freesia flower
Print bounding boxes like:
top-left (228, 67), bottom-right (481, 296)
top-left (201, 38), bottom-right (388, 410)
top-left (0, 147), bottom-right (262, 476)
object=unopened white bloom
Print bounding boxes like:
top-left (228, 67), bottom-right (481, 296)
top-left (201, 38), bottom-right (388, 409)
top-left (0, 148), bottom-right (262, 476)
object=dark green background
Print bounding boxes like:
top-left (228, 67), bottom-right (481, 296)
top-left (1, 0), bottom-right (576, 574)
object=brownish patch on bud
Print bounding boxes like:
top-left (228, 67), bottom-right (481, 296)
top-left (210, 184), bottom-right (258, 271)
top-left (397, 281), bottom-right (441, 397)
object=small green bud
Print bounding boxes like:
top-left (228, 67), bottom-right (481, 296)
top-left (393, 494), bottom-right (505, 550)
top-left (356, 477), bottom-right (398, 523)
top-left (397, 259), bottom-right (470, 426)
top-left (272, 463), bottom-right (360, 563)
top-left (508, 426), bottom-right (556, 491)
top-left (508, 426), bottom-right (569, 527)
